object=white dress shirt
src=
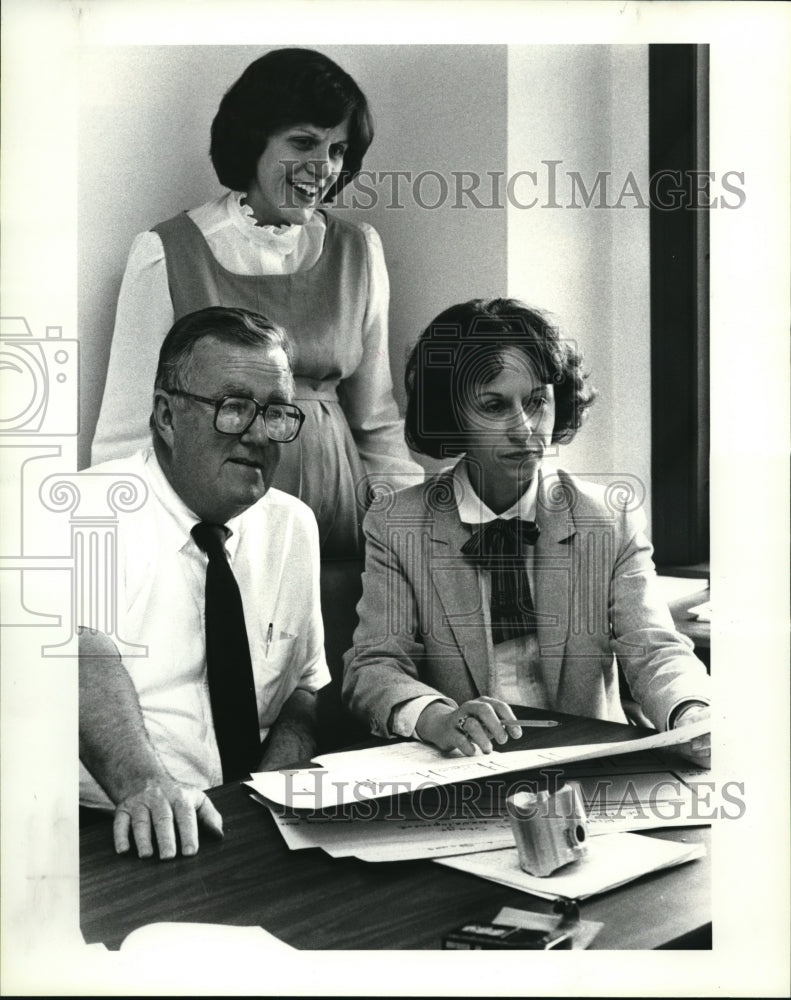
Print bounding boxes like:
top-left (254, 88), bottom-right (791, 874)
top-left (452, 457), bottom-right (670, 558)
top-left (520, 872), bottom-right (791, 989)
top-left (79, 448), bottom-right (330, 807)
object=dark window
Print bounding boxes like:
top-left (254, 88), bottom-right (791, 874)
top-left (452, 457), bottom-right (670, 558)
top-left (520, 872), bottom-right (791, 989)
top-left (649, 44), bottom-right (710, 572)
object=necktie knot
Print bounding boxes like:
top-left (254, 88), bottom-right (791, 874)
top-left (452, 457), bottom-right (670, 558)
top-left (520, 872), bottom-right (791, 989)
top-left (191, 522), bottom-right (231, 561)
top-left (461, 518), bottom-right (540, 567)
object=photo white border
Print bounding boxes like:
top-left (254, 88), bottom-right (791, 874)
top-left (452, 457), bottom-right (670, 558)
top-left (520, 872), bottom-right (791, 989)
top-left (1, 1), bottom-right (789, 995)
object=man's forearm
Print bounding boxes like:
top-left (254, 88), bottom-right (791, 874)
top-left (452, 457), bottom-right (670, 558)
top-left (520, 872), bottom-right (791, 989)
top-left (258, 688), bottom-right (319, 770)
top-left (79, 628), bottom-right (169, 802)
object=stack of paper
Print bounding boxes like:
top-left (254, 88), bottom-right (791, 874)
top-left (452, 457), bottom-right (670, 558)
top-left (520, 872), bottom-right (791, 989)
top-left (435, 833), bottom-right (706, 901)
top-left (565, 761), bottom-right (710, 834)
top-left (253, 751), bottom-right (711, 863)
top-left (654, 576), bottom-right (709, 606)
top-left (258, 798), bottom-right (515, 861)
top-left (246, 719), bottom-right (710, 811)
top-left (249, 723), bottom-right (711, 864)
top-left (255, 767), bottom-right (707, 863)
top-left (689, 600), bottom-right (712, 622)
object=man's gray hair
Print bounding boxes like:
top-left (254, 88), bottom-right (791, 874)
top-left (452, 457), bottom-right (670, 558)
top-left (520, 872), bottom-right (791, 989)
top-left (154, 306), bottom-right (294, 394)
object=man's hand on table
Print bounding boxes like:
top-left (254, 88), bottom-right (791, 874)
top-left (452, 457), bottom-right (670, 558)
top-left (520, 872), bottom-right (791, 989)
top-left (113, 776), bottom-right (224, 860)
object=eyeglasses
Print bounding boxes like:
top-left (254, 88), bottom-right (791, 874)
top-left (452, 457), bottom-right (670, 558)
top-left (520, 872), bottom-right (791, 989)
top-left (169, 391), bottom-right (306, 442)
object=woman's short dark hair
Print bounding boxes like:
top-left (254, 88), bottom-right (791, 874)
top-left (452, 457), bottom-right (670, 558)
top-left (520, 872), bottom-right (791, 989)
top-left (154, 306), bottom-right (294, 395)
top-left (210, 48), bottom-right (374, 195)
top-left (404, 298), bottom-right (597, 459)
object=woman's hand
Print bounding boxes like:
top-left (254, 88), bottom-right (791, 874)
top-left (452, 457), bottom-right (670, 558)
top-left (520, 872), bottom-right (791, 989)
top-left (672, 702), bottom-right (711, 769)
top-left (415, 697), bottom-right (523, 756)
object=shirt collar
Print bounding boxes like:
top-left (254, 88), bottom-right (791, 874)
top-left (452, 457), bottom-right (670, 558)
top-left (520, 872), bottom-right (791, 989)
top-left (142, 446), bottom-right (243, 558)
top-left (226, 190), bottom-right (325, 251)
top-left (453, 457), bottom-right (539, 525)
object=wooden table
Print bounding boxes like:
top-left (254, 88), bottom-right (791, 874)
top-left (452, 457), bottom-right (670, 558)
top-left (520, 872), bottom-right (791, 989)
top-left (80, 713), bottom-right (711, 951)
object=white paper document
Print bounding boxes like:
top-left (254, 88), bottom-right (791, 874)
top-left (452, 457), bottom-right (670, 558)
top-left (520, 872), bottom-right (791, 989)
top-left (569, 765), bottom-right (711, 833)
top-left (653, 575), bottom-right (709, 605)
top-left (256, 755), bottom-right (712, 863)
top-left (120, 922), bottom-right (294, 955)
top-left (435, 833), bottom-right (706, 901)
top-left (261, 801), bottom-right (515, 861)
top-left (246, 719), bottom-right (710, 810)
top-left (688, 600), bottom-right (712, 622)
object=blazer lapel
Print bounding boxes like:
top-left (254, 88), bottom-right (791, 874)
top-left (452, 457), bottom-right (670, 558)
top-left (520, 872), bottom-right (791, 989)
top-left (427, 478), bottom-right (491, 697)
top-left (534, 468), bottom-right (577, 704)
top-left (423, 468), bottom-right (582, 704)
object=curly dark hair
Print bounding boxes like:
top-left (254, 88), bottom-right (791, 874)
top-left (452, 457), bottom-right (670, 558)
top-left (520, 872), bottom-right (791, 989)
top-left (210, 48), bottom-right (373, 195)
top-left (404, 298), bottom-right (597, 459)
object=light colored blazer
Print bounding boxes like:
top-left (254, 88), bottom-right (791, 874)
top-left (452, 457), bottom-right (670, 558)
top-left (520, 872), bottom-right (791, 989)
top-left (342, 466), bottom-right (711, 738)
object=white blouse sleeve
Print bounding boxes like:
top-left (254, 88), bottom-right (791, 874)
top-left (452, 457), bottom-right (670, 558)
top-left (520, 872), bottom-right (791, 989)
top-left (90, 231), bottom-right (175, 465)
top-left (338, 223), bottom-right (424, 490)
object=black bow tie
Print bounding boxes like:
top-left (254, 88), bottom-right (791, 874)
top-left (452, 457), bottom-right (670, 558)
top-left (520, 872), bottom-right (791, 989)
top-left (461, 518), bottom-right (541, 566)
top-left (461, 518), bottom-right (541, 643)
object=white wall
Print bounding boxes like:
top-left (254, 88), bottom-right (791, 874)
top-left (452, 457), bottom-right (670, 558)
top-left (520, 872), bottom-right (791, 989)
top-left (508, 46), bottom-right (651, 525)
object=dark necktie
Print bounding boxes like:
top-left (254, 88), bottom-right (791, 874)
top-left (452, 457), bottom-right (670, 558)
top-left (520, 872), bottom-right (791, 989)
top-left (461, 518), bottom-right (541, 645)
top-left (191, 522), bottom-right (261, 781)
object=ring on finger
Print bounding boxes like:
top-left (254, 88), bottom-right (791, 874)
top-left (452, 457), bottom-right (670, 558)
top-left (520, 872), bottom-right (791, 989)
top-left (456, 715), bottom-right (470, 734)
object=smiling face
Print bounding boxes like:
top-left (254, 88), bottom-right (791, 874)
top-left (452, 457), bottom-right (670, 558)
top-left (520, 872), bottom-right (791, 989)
top-left (244, 120), bottom-right (349, 227)
top-left (459, 346), bottom-right (556, 514)
top-left (155, 336), bottom-right (294, 524)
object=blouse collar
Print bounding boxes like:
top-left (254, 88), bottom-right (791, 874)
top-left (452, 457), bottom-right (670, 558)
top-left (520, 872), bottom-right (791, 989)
top-left (226, 190), bottom-right (324, 253)
top-left (453, 458), bottom-right (539, 525)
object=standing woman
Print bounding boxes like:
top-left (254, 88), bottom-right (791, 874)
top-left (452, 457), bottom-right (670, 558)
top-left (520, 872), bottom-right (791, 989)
top-left (91, 48), bottom-right (422, 557)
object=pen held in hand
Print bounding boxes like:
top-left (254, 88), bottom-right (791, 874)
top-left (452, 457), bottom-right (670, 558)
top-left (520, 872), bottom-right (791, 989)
top-left (507, 719), bottom-right (560, 728)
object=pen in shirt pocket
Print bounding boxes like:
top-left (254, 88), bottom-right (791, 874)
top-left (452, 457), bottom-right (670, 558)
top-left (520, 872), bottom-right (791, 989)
top-left (266, 622), bottom-right (273, 658)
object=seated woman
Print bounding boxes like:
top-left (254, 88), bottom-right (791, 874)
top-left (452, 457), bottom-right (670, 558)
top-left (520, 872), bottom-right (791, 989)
top-left (342, 298), bottom-right (711, 766)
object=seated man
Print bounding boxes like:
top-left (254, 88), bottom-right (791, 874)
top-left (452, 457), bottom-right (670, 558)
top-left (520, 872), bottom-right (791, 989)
top-left (80, 306), bottom-right (329, 860)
